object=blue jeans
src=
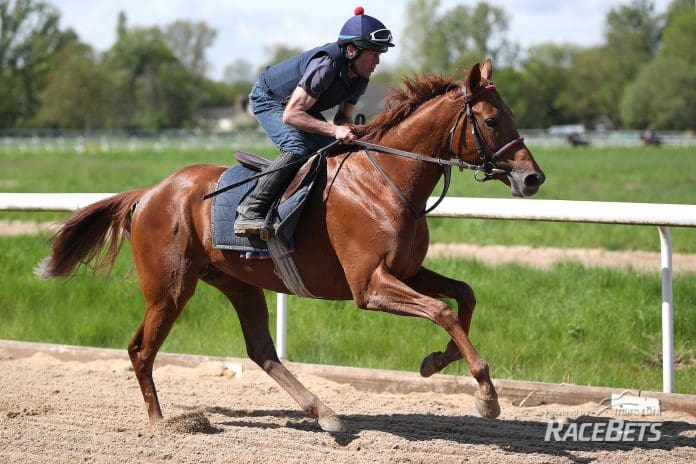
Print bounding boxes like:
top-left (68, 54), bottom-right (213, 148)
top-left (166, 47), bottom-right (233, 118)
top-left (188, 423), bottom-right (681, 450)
top-left (248, 81), bottom-right (334, 157)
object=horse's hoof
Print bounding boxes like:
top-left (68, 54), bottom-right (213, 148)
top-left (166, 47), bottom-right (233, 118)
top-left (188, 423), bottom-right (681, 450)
top-left (318, 415), bottom-right (345, 433)
top-left (419, 351), bottom-right (442, 378)
top-left (474, 396), bottom-right (501, 419)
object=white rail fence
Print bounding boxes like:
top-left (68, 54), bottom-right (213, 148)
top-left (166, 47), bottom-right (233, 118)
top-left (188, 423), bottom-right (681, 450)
top-left (2, 193), bottom-right (696, 393)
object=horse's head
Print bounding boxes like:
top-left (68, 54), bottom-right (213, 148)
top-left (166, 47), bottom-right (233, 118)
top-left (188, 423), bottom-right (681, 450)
top-left (454, 59), bottom-right (545, 197)
top-left (356, 63), bottom-right (544, 198)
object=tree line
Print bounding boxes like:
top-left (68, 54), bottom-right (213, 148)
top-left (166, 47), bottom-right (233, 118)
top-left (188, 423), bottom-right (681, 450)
top-left (1, 0), bottom-right (694, 131)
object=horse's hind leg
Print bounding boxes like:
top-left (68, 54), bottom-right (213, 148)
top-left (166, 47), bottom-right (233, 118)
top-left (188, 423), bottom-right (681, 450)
top-left (404, 267), bottom-right (475, 377)
top-left (128, 244), bottom-right (201, 424)
top-left (201, 269), bottom-right (345, 432)
top-left (128, 284), bottom-right (199, 423)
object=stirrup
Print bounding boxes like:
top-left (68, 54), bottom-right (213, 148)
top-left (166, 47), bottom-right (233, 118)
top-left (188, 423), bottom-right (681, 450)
top-left (233, 225), bottom-right (273, 241)
top-left (233, 215), bottom-right (262, 234)
top-left (233, 215), bottom-right (276, 241)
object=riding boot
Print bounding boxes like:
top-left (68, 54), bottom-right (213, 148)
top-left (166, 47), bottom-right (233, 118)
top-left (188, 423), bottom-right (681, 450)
top-left (234, 151), bottom-right (301, 238)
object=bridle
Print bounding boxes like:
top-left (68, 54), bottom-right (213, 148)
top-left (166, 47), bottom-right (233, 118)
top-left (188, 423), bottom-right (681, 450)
top-left (355, 83), bottom-right (525, 216)
top-left (451, 83), bottom-right (525, 181)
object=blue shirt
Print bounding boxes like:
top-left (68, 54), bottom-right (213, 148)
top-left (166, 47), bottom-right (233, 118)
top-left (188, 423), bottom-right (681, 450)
top-left (299, 55), bottom-right (362, 106)
top-left (259, 42), bottom-right (368, 114)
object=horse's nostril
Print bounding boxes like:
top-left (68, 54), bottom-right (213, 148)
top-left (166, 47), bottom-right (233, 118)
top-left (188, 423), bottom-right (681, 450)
top-left (524, 172), bottom-right (545, 188)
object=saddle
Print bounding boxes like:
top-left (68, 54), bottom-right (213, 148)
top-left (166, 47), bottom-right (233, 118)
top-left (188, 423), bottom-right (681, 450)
top-left (233, 150), bottom-right (325, 202)
top-left (210, 151), bottom-right (326, 297)
top-left (234, 151), bottom-right (270, 171)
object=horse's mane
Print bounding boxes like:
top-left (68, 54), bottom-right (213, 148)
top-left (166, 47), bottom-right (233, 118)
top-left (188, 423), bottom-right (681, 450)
top-left (357, 75), bottom-right (458, 141)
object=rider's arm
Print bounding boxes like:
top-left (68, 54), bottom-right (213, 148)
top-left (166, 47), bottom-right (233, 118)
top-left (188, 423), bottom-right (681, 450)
top-left (333, 102), bottom-right (355, 126)
top-left (283, 86), bottom-right (355, 143)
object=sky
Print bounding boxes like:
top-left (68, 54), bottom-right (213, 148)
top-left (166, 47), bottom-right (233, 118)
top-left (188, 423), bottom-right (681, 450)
top-left (53, 0), bottom-right (672, 80)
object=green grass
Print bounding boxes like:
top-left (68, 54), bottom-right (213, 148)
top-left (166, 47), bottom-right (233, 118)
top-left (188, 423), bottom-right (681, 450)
top-left (1, 145), bottom-right (695, 393)
top-left (0, 147), bottom-right (243, 193)
top-left (1, 235), bottom-right (694, 394)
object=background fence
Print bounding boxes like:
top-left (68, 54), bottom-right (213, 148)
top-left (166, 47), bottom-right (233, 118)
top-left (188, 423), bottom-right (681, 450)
top-left (2, 129), bottom-right (696, 154)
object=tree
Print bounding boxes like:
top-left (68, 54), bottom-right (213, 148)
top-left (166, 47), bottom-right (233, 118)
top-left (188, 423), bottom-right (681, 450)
top-left (660, 9), bottom-right (696, 65)
top-left (198, 78), bottom-right (246, 108)
top-left (604, 0), bottom-right (661, 60)
top-left (263, 44), bottom-right (302, 67)
top-left (103, 14), bottom-right (196, 129)
top-left (399, 0), bottom-right (448, 75)
top-left (555, 46), bottom-right (616, 127)
top-left (552, 1), bottom-right (663, 128)
top-left (597, 0), bottom-right (662, 126)
top-left (663, 0), bottom-right (695, 24)
top-left (621, 57), bottom-right (696, 129)
top-left (0, 0), bottom-right (76, 127)
top-left (223, 58), bottom-right (255, 85)
top-left (490, 67), bottom-right (528, 124)
top-left (517, 43), bottom-right (578, 128)
top-left (399, 0), bottom-right (512, 76)
top-left (38, 42), bottom-right (112, 130)
top-left (620, 4), bottom-right (696, 130)
top-left (459, 2), bottom-right (515, 68)
top-left (163, 20), bottom-right (217, 77)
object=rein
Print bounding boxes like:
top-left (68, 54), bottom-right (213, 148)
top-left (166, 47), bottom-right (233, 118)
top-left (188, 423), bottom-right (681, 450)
top-left (354, 140), bottom-right (502, 173)
top-left (359, 144), bottom-right (450, 217)
top-left (353, 83), bottom-right (524, 216)
top-left (204, 84), bottom-right (525, 218)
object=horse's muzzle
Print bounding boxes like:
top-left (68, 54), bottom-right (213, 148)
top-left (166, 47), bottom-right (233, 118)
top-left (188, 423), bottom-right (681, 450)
top-left (509, 170), bottom-right (545, 197)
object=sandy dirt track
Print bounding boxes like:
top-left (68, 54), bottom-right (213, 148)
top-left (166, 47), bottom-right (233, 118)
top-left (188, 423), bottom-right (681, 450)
top-left (1, 345), bottom-right (694, 464)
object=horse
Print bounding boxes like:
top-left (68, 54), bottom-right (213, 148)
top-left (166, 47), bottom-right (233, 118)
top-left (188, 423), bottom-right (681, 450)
top-left (641, 130), bottom-right (662, 147)
top-left (567, 133), bottom-right (589, 148)
top-left (36, 59), bottom-right (545, 433)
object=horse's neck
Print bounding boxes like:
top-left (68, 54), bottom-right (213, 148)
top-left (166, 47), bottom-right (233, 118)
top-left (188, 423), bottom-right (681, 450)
top-left (372, 96), bottom-right (458, 206)
top-left (380, 96), bottom-right (455, 156)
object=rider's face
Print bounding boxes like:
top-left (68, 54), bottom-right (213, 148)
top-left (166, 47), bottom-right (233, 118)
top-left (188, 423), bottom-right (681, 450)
top-left (351, 49), bottom-right (381, 78)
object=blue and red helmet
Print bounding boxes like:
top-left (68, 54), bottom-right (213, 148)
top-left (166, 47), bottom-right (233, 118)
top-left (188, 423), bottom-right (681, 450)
top-left (338, 6), bottom-right (394, 53)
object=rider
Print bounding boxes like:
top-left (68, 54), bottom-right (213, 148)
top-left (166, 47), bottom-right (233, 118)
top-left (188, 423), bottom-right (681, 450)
top-left (233, 6), bottom-right (394, 238)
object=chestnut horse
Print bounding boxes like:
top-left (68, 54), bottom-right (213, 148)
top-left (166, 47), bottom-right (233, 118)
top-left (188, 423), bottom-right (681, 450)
top-left (37, 60), bottom-right (544, 432)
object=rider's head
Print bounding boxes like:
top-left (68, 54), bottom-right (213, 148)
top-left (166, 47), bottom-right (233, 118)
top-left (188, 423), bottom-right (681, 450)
top-left (338, 6), bottom-right (394, 59)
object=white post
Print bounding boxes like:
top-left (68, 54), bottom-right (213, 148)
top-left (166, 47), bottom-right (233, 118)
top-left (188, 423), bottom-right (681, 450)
top-left (658, 226), bottom-right (674, 393)
top-left (276, 293), bottom-right (288, 359)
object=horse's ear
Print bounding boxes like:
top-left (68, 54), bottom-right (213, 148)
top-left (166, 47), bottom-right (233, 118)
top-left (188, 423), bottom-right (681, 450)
top-left (465, 62), bottom-right (482, 92)
top-left (481, 58), bottom-right (493, 81)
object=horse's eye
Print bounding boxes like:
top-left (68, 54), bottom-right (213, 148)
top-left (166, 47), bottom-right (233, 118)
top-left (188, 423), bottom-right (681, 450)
top-left (484, 118), bottom-right (497, 129)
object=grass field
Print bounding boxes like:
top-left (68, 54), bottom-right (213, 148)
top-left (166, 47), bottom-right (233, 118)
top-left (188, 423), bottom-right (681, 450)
top-left (1, 144), bottom-right (695, 393)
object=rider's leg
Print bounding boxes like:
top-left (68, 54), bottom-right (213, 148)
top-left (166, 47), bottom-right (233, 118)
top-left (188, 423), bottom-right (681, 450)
top-left (235, 82), bottom-right (332, 238)
top-left (233, 151), bottom-right (302, 237)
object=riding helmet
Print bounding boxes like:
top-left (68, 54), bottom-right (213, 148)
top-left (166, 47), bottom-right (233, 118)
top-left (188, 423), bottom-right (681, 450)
top-left (337, 6), bottom-right (394, 53)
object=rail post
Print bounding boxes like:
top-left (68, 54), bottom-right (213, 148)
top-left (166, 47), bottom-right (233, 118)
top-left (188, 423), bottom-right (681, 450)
top-left (276, 293), bottom-right (288, 359)
top-left (658, 226), bottom-right (674, 393)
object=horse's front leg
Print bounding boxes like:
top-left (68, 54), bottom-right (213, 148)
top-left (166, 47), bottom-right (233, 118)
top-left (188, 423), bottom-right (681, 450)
top-left (404, 267), bottom-right (475, 378)
top-left (357, 262), bottom-right (499, 419)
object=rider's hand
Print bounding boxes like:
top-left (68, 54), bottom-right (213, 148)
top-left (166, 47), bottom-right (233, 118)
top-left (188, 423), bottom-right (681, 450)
top-left (334, 125), bottom-right (356, 144)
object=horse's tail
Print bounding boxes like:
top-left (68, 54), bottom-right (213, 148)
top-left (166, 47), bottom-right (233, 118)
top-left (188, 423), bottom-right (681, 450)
top-left (34, 189), bottom-right (146, 279)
